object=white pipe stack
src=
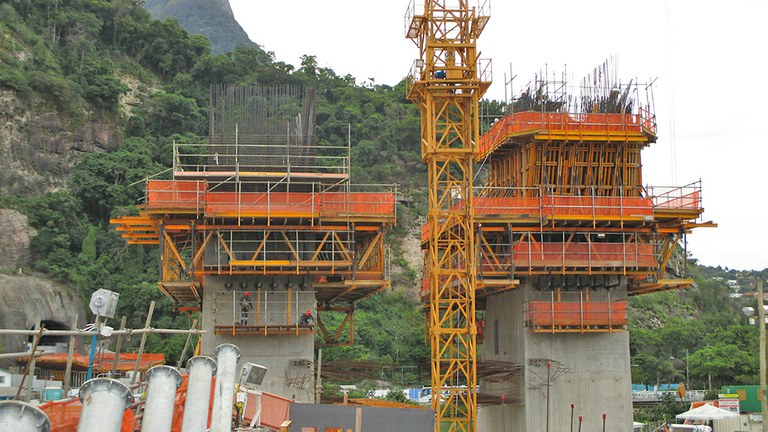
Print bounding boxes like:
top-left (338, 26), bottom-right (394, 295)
top-left (210, 344), bottom-right (240, 432)
top-left (181, 356), bottom-right (217, 432)
top-left (0, 400), bottom-right (51, 432)
top-left (141, 365), bottom-right (182, 432)
top-left (77, 378), bottom-right (134, 432)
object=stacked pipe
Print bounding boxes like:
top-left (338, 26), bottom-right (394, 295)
top-left (210, 343), bottom-right (241, 432)
top-left (77, 378), bottom-right (134, 432)
top-left (181, 356), bottom-right (217, 432)
top-left (141, 365), bottom-right (182, 432)
top-left (0, 400), bottom-right (51, 432)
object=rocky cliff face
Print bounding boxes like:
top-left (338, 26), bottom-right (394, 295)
top-left (0, 90), bottom-right (120, 195)
top-left (0, 209), bottom-right (36, 271)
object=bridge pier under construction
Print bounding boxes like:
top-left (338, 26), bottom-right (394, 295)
top-left (479, 278), bottom-right (632, 431)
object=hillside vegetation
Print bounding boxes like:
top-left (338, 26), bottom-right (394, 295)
top-left (0, 0), bottom-right (764, 397)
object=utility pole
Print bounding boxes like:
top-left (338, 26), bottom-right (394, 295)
top-left (758, 278), bottom-right (767, 432)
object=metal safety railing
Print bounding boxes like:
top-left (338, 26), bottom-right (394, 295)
top-left (173, 140), bottom-right (350, 176)
top-left (208, 228), bottom-right (355, 272)
top-left (646, 181), bottom-right (702, 210)
top-left (474, 185), bottom-right (654, 220)
top-left (213, 290), bottom-right (315, 329)
top-left (478, 231), bottom-right (659, 275)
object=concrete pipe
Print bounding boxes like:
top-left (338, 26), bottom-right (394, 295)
top-left (0, 400), bottom-right (51, 432)
top-left (77, 378), bottom-right (134, 432)
top-left (210, 343), bottom-right (240, 432)
top-left (141, 365), bottom-right (182, 432)
top-left (181, 356), bottom-right (217, 432)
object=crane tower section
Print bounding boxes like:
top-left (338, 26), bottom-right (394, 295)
top-left (406, 1), bottom-right (491, 431)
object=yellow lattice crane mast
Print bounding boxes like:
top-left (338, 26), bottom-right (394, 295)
top-left (405, 1), bottom-right (491, 431)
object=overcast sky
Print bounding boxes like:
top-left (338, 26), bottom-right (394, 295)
top-left (229, 0), bottom-right (768, 271)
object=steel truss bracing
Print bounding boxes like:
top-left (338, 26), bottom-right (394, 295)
top-left (406, 1), bottom-right (491, 430)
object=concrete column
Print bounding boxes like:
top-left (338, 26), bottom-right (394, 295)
top-left (210, 343), bottom-right (241, 432)
top-left (0, 400), bottom-right (50, 432)
top-left (182, 356), bottom-right (217, 432)
top-left (141, 365), bottom-right (182, 432)
top-left (77, 378), bottom-right (134, 432)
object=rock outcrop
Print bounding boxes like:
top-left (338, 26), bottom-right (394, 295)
top-left (0, 209), bottom-right (36, 271)
top-left (0, 90), bottom-right (120, 196)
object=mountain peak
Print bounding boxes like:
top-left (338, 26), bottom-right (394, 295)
top-left (144, 0), bottom-right (259, 54)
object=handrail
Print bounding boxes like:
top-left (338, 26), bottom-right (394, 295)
top-left (477, 110), bottom-right (657, 159)
top-left (142, 179), bottom-right (397, 219)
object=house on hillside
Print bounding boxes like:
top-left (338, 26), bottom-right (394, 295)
top-left (0, 368), bottom-right (17, 401)
top-left (0, 368), bottom-right (10, 388)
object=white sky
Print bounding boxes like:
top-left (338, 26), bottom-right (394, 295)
top-left (230, 0), bottom-right (768, 271)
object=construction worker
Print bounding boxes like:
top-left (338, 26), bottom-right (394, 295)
top-left (240, 291), bottom-right (252, 325)
top-left (298, 310), bottom-right (314, 326)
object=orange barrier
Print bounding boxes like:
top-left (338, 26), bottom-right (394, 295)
top-left (478, 111), bottom-right (650, 158)
top-left (526, 300), bottom-right (628, 328)
top-left (145, 181), bottom-right (395, 218)
top-left (146, 180), bottom-right (204, 210)
top-left (320, 192), bottom-right (396, 216)
top-left (653, 190), bottom-right (700, 209)
top-left (39, 397), bottom-right (138, 432)
top-left (474, 195), bottom-right (654, 217)
top-left (512, 242), bottom-right (656, 269)
top-left (206, 192), bottom-right (316, 215)
top-left (26, 352), bottom-right (165, 373)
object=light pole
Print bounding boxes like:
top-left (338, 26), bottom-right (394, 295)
top-left (743, 277), bottom-right (768, 432)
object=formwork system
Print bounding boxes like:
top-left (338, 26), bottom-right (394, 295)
top-left (470, 63), bottom-right (713, 430)
top-left (112, 85), bottom-right (396, 348)
top-left (405, 1), bottom-right (492, 431)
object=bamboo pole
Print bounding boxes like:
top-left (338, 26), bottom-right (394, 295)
top-left (0, 328), bottom-right (206, 336)
top-left (63, 314), bottom-right (78, 395)
top-left (131, 301), bottom-right (156, 385)
top-left (17, 322), bottom-right (44, 401)
top-left (176, 318), bottom-right (198, 369)
top-left (111, 315), bottom-right (127, 378)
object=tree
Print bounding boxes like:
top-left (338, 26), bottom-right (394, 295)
top-left (688, 343), bottom-right (756, 388)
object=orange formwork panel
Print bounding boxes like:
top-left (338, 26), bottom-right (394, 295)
top-left (526, 300), bottom-right (628, 328)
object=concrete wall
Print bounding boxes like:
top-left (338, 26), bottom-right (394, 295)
top-left (289, 403), bottom-right (434, 432)
top-left (200, 275), bottom-right (316, 402)
top-left (479, 278), bottom-right (632, 432)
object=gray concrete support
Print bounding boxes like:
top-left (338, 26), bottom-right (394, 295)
top-left (200, 276), bottom-right (316, 402)
top-left (478, 278), bottom-right (632, 432)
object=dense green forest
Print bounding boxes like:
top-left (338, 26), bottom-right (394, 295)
top-left (0, 0), bottom-right (765, 405)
